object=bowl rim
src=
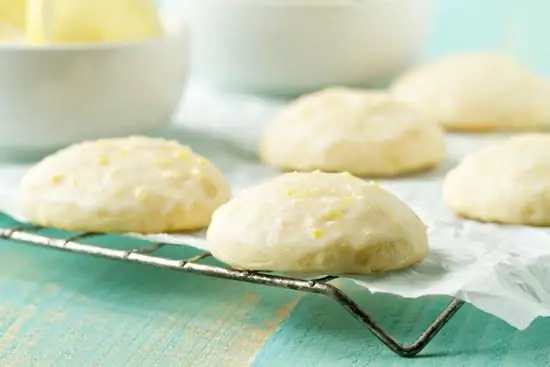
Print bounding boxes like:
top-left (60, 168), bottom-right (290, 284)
top-left (185, 0), bottom-right (430, 8)
top-left (0, 26), bottom-right (188, 53)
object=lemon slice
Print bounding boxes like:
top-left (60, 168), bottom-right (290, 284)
top-left (0, 0), bottom-right (26, 42)
top-left (25, 0), bottom-right (164, 45)
top-left (0, 0), bottom-right (26, 29)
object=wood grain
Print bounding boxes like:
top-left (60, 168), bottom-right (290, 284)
top-left (252, 284), bottom-right (550, 367)
top-left (0, 229), bottom-right (301, 367)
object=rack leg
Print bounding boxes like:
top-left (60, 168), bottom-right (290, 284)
top-left (322, 284), bottom-right (465, 358)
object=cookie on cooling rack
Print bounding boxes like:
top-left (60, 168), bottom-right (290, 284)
top-left (259, 87), bottom-right (446, 177)
top-left (206, 171), bottom-right (429, 274)
top-left (443, 134), bottom-right (550, 226)
top-left (391, 52), bottom-right (550, 132)
top-left (19, 136), bottom-right (231, 233)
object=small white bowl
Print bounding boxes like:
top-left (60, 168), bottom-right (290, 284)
top-left (184, 0), bottom-right (433, 96)
top-left (0, 26), bottom-right (189, 160)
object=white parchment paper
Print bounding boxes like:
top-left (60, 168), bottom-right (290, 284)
top-left (2, 85), bottom-right (550, 330)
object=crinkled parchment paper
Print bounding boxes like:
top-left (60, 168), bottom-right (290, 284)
top-left (2, 85), bottom-right (550, 329)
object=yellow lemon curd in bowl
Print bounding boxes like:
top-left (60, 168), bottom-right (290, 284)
top-left (0, 0), bottom-right (163, 44)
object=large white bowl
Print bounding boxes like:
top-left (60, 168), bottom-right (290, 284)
top-left (184, 0), bottom-right (433, 96)
top-left (0, 27), bottom-right (189, 160)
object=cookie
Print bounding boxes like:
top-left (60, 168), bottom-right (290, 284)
top-left (391, 52), bottom-right (550, 131)
top-left (259, 88), bottom-right (445, 177)
top-left (207, 171), bottom-right (429, 274)
top-left (443, 134), bottom-right (550, 225)
top-left (19, 136), bottom-right (231, 233)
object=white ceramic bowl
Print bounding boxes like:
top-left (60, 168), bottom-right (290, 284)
top-left (0, 27), bottom-right (189, 160)
top-left (183, 0), bottom-right (433, 96)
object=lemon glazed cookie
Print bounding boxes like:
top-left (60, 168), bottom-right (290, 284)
top-left (443, 134), bottom-right (550, 226)
top-left (391, 52), bottom-right (550, 132)
top-left (259, 87), bottom-right (446, 177)
top-left (19, 136), bottom-right (231, 233)
top-left (206, 171), bottom-right (429, 274)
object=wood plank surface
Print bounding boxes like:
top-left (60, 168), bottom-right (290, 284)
top-left (0, 222), bottom-right (301, 366)
top-left (252, 285), bottom-right (550, 367)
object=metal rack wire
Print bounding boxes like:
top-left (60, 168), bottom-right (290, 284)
top-left (0, 223), bottom-right (465, 358)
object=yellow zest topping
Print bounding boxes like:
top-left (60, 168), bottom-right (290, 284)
top-left (51, 174), bottom-right (64, 185)
top-left (340, 171), bottom-right (353, 177)
top-left (176, 151), bottom-right (189, 160)
top-left (312, 229), bottom-right (323, 239)
top-left (369, 181), bottom-right (380, 188)
top-left (98, 156), bottom-right (109, 166)
top-left (287, 188), bottom-right (319, 198)
top-left (134, 188), bottom-right (149, 202)
top-left (322, 210), bottom-right (342, 221)
top-left (312, 169), bottom-right (321, 174)
top-left (197, 157), bottom-right (207, 166)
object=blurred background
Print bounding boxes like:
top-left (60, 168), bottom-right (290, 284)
top-left (425, 0), bottom-right (547, 74)
top-left (179, 0), bottom-right (550, 96)
top-left (2, 0), bottom-right (549, 159)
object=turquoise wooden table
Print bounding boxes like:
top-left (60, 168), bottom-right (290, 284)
top-left (2, 214), bottom-right (550, 367)
top-left (2, 1), bottom-right (550, 366)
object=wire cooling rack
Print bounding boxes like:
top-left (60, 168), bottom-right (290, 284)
top-left (0, 222), bottom-right (465, 358)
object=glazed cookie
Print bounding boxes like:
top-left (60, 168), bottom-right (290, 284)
top-left (391, 52), bottom-right (550, 131)
top-left (19, 136), bottom-right (231, 233)
top-left (259, 88), bottom-right (446, 177)
top-left (207, 171), bottom-right (429, 274)
top-left (443, 134), bottom-right (550, 226)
